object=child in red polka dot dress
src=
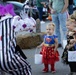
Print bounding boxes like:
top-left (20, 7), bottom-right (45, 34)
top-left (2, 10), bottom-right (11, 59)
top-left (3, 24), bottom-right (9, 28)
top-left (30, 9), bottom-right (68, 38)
top-left (37, 23), bottom-right (59, 73)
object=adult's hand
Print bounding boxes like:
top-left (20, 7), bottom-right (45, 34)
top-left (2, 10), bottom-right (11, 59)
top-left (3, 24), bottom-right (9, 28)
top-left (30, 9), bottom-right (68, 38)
top-left (51, 9), bottom-right (56, 14)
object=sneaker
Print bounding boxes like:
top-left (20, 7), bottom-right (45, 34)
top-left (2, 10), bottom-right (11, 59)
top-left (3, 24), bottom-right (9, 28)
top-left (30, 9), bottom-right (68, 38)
top-left (40, 21), bottom-right (45, 24)
top-left (42, 68), bottom-right (48, 72)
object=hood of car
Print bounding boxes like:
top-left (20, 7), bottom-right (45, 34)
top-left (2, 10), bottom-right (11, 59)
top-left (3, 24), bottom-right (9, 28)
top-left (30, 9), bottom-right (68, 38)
top-left (6, 1), bottom-right (24, 7)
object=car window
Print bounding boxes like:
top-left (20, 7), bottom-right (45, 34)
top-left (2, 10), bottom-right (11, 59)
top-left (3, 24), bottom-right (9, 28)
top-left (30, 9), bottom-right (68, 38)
top-left (12, 4), bottom-right (22, 10)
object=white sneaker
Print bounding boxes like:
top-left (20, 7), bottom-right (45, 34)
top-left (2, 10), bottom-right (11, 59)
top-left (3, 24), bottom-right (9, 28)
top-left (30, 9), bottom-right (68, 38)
top-left (40, 21), bottom-right (45, 24)
top-left (46, 17), bottom-right (48, 19)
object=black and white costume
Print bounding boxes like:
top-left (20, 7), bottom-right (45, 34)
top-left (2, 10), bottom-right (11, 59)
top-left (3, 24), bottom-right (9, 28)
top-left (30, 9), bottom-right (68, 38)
top-left (0, 15), bottom-right (31, 75)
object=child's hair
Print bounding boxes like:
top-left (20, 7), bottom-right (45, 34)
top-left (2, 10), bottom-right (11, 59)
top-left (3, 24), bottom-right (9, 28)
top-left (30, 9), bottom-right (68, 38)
top-left (66, 18), bottom-right (76, 27)
top-left (70, 10), bottom-right (76, 20)
top-left (67, 18), bottom-right (76, 23)
top-left (47, 22), bottom-right (55, 29)
top-left (73, 32), bottom-right (76, 36)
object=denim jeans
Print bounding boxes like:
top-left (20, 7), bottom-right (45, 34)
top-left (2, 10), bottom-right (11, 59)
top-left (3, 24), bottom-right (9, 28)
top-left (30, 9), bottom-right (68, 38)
top-left (37, 7), bottom-right (43, 21)
top-left (68, 5), bottom-right (73, 15)
top-left (51, 12), bottom-right (67, 44)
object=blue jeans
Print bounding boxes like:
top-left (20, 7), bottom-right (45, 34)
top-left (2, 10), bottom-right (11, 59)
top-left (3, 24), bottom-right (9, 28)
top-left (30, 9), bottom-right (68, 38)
top-left (51, 12), bottom-right (67, 44)
top-left (37, 7), bottom-right (43, 21)
top-left (68, 5), bottom-right (73, 15)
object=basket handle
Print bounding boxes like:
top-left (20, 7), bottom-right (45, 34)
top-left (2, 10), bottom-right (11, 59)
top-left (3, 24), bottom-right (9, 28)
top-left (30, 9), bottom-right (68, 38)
top-left (35, 48), bottom-right (41, 54)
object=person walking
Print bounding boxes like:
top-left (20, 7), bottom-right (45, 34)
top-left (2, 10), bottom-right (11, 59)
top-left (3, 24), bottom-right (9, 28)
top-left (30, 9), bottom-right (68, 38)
top-left (0, 4), bottom-right (32, 75)
top-left (37, 23), bottom-right (59, 73)
top-left (49, 0), bottom-right (68, 47)
top-left (36, 0), bottom-right (46, 24)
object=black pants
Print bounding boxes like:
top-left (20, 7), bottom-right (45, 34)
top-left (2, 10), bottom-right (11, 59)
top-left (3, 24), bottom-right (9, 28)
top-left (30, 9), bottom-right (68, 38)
top-left (69, 62), bottom-right (76, 72)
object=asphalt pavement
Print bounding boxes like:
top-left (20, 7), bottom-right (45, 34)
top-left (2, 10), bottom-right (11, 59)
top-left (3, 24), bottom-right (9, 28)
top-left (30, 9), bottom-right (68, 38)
top-left (23, 48), bottom-right (70, 75)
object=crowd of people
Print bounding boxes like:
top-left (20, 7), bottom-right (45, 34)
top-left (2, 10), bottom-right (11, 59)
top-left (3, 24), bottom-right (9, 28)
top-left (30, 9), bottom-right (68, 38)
top-left (36, 0), bottom-right (76, 75)
top-left (0, 0), bottom-right (76, 75)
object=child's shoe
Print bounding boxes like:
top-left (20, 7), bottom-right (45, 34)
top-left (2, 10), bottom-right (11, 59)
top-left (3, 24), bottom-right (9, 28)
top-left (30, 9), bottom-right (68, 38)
top-left (42, 68), bottom-right (48, 72)
top-left (51, 68), bottom-right (56, 73)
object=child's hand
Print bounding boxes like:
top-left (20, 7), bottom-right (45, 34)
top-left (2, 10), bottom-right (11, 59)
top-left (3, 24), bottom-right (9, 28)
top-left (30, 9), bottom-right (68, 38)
top-left (66, 45), bottom-right (70, 49)
top-left (51, 9), bottom-right (56, 14)
top-left (37, 42), bottom-right (43, 48)
top-left (37, 45), bottom-right (41, 48)
top-left (70, 39), bottom-right (75, 44)
top-left (54, 48), bottom-right (57, 52)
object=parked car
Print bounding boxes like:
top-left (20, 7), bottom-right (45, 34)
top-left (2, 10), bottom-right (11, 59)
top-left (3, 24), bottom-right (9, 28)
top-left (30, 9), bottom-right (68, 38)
top-left (6, 1), bottom-right (24, 15)
top-left (6, 1), bottom-right (39, 20)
